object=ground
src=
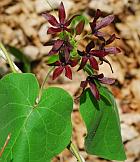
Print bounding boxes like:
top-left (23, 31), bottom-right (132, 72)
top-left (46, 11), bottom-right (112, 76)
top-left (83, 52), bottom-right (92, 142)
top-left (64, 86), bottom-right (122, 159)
top-left (0, 0), bottom-right (140, 161)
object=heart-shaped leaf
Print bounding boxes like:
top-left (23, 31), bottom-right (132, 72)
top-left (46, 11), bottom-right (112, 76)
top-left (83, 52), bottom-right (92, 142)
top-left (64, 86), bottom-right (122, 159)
top-left (80, 87), bottom-right (126, 161)
top-left (0, 73), bottom-right (73, 162)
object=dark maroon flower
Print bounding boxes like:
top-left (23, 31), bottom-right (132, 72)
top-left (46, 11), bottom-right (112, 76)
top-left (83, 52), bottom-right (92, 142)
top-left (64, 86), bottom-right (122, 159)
top-left (50, 57), bottom-right (78, 80)
top-left (45, 38), bottom-right (73, 62)
top-left (42, 2), bottom-right (78, 34)
top-left (90, 9), bottom-right (114, 39)
top-left (77, 41), bottom-right (108, 71)
top-left (99, 34), bottom-right (121, 72)
top-left (80, 73), bottom-right (115, 100)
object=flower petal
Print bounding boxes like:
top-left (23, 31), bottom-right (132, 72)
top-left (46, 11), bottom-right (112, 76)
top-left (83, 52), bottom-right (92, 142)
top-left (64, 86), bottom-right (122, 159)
top-left (90, 50), bottom-right (108, 57)
top-left (99, 77), bottom-right (115, 84)
top-left (90, 9), bottom-right (101, 33)
top-left (47, 27), bottom-right (61, 34)
top-left (94, 9), bottom-right (102, 20)
top-left (65, 65), bottom-right (72, 80)
top-left (77, 56), bottom-right (88, 71)
top-left (58, 2), bottom-right (66, 23)
top-left (86, 41), bottom-right (95, 53)
top-left (89, 82), bottom-right (100, 100)
top-left (64, 47), bottom-right (70, 63)
top-left (53, 39), bottom-right (64, 50)
top-left (90, 21), bottom-right (96, 33)
top-left (65, 15), bottom-right (79, 26)
top-left (77, 50), bottom-right (85, 56)
top-left (64, 27), bottom-right (71, 33)
top-left (80, 81), bottom-right (88, 89)
top-left (75, 20), bottom-right (85, 35)
top-left (43, 40), bottom-right (56, 46)
top-left (52, 66), bottom-right (64, 80)
top-left (89, 57), bottom-right (99, 70)
top-left (42, 12), bottom-right (59, 27)
top-left (94, 31), bottom-right (108, 38)
top-left (69, 59), bottom-right (79, 67)
top-left (47, 49), bottom-right (58, 56)
top-left (99, 57), bottom-right (114, 73)
top-left (104, 47), bottom-right (121, 54)
top-left (97, 73), bottom-right (104, 79)
top-left (106, 34), bottom-right (116, 45)
top-left (95, 15), bottom-right (114, 30)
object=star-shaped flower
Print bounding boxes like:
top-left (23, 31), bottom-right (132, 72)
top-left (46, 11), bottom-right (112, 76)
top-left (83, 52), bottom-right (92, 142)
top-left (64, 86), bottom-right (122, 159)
top-left (99, 34), bottom-right (121, 72)
top-left (49, 57), bottom-right (78, 80)
top-left (90, 9), bottom-right (114, 40)
top-left (80, 73), bottom-right (115, 100)
top-left (42, 2), bottom-right (78, 34)
top-left (77, 41), bottom-right (108, 71)
top-left (45, 38), bottom-right (73, 62)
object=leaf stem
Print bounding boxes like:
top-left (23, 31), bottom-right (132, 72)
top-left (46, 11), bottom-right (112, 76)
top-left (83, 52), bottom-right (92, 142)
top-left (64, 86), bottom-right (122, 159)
top-left (36, 66), bottom-right (55, 104)
top-left (68, 142), bottom-right (85, 162)
top-left (0, 42), bottom-right (17, 73)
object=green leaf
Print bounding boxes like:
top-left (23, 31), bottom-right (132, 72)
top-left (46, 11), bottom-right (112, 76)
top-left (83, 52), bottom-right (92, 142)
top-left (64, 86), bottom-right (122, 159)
top-left (0, 73), bottom-right (73, 162)
top-left (8, 46), bottom-right (31, 72)
top-left (47, 55), bottom-right (59, 64)
top-left (70, 15), bottom-right (89, 28)
top-left (80, 87), bottom-right (126, 161)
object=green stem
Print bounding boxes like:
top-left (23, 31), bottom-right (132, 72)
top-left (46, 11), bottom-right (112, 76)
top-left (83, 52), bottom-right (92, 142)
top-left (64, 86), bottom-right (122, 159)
top-left (83, 64), bottom-right (94, 76)
top-left (68, 142), bottom-right (84, 162)
top-left (0, 42), bottom-right (17, 73)
top-left (36, 66), bottom-right (55, 104)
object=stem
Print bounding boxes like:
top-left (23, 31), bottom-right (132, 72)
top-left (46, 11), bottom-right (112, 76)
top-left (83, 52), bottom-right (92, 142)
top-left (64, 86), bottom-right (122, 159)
top-left (36, 66), bottom-right (55, 104)
top-left (68, 142), bottom-right (85, 162)
top-left (0, 42), bottom-right (17, 73)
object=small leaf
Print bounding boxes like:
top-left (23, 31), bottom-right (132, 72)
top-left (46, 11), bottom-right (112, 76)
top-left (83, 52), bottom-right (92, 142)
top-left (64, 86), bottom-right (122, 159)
top-left (80, 86), bottom-right (126, 161)
top-left (0, 73), bottom-right (73, 162)
top-left (70, 15), bottom-right (89, 27)
top-left (47, 55), bottom-right (59, 64)
top-left (75, 20), bottom-right (85, 35)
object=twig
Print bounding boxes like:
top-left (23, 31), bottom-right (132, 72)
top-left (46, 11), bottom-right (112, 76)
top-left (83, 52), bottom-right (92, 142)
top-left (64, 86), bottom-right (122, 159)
top-left (0, 133), bottom-right (11, 157)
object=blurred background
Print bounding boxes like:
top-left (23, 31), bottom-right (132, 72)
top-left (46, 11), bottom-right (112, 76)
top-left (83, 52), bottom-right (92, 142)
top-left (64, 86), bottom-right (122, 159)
top-left (0, 0), bottom-right (140, 161)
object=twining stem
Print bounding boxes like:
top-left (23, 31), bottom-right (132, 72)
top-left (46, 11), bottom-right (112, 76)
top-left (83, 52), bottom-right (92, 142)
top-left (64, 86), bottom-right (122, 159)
top-left (0, 42), bottom-right (17, 73)
top-left (68, 142), bottom-right (85, 162)
top-left (36, 66), bottom-right (55, 104)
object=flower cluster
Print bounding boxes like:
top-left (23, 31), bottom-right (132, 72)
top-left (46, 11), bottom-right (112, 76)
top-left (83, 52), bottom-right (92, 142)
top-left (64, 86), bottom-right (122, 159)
top-left (42, 2), bottom-right (121, 100)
